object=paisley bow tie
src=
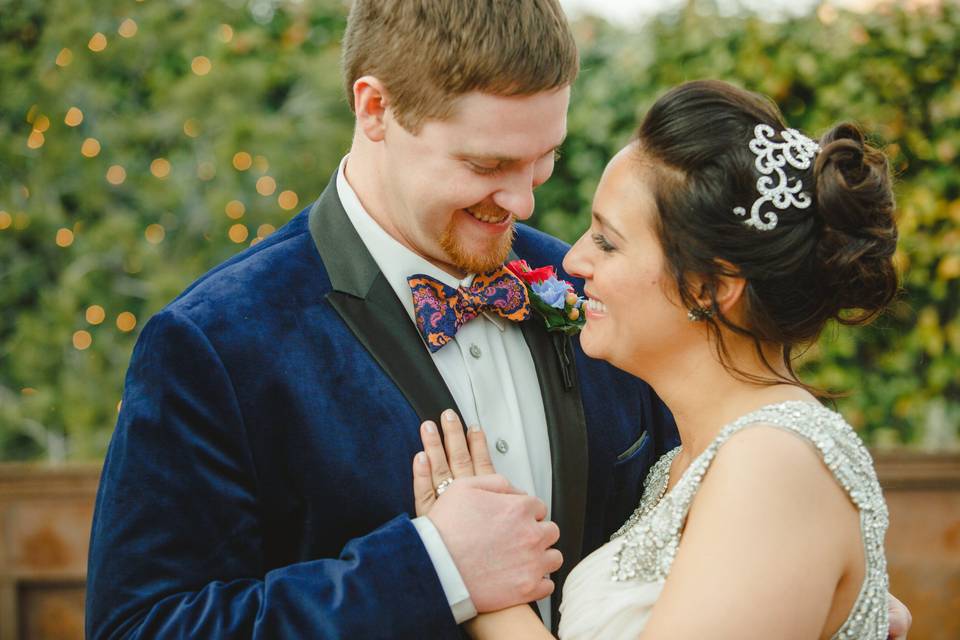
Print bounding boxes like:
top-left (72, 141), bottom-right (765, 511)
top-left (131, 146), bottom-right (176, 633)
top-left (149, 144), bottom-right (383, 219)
top-left (408, 267), bottom-right (531, 353)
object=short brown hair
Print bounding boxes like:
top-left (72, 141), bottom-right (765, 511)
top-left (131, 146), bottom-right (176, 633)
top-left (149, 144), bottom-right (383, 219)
top-left (341, 0), bottom-right (579, 132)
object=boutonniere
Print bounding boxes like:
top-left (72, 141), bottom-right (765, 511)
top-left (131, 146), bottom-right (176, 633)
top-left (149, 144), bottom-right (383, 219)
top-left (506, 259), bottom-right (585, 335)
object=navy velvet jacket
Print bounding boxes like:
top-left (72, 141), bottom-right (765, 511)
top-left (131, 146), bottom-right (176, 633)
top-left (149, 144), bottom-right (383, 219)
top-left (86, 174), bottom-right (678, 639)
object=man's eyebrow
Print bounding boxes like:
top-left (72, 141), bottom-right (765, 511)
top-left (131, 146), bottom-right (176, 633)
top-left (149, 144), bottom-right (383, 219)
top-left (459, 137), bottom-right (567, 163)
top-left (592, 210), bottom-right (626, 241)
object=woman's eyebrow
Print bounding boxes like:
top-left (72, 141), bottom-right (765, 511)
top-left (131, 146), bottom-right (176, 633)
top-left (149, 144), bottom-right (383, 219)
top-left (592, 210), bottom-right (626, 241)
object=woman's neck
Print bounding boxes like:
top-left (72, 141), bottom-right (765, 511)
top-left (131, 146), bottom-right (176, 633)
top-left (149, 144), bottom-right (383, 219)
top-left (636, 337), bottom-right (816, 462)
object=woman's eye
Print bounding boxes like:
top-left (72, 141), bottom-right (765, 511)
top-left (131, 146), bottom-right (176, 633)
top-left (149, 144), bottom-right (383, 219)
top-left (592, 233), bottom-right (616, 253)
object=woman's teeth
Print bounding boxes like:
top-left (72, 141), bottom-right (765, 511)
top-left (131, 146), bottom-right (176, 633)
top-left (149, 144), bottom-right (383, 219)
top-left (586, 299), bottom-right (607, 313)
top-left (466, 208), bottom-right (509, 224)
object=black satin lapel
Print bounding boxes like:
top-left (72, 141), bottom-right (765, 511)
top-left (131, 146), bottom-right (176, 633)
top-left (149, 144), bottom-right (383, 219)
top-left (308, 173), bottom-right (459, 422)
top-left (520, 321), bottom-right (588, 630)
top-left (327, 278), bottom-right (460, 422)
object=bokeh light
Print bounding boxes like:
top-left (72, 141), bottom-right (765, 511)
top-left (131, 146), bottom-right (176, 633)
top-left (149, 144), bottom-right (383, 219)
top-left (88, 32), bottom-right (107, 52)
top-left (225, 200), bottom-right (245, 219)
top-left (116, 312), bottom-right (137, 332)
top-left (118, 18), bottom-right (138, 38)
top-left (256, 175), bottom-right (277, 196)
top-left (106, 165), bottom-right (126, 185)
top-left (145, 224), bottom-right (166, 244)
top-left (278, 190), bottom-right (299, 210)
top-left (191, 56), bottom-right (212, 76)
top-left (150, 158), bottom-right (171, 179)
top-left (55, 48), bottom-right (73, 67)
top-left (232, 151), bottom-right (252, 171)
top-left (0, 211), bottom-right (11, 230)
top-left (228, 223), bottom-right (249, 243)
top-left (64, 107), bottom-right (83, 126)
top-left (86, 305), bottom-right (106, 325)
top-left (55, 228), bottom-right (74, 247)
top-left (73, 330), bottom-right (93, 350)
top-left (81, 137), bottom-right (101, 157)
top-left (257, 223), bottom-right (276, 239)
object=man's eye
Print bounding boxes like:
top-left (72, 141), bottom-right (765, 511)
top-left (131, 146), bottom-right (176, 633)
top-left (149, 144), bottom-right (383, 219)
top-left (469, 162), bottom-right (502, 176)
top-left (592, 233), bottom-right (616, 253)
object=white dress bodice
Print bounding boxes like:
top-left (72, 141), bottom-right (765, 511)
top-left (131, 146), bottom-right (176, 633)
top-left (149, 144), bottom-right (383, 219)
top-left (558, 401), bottom-right (889, 639)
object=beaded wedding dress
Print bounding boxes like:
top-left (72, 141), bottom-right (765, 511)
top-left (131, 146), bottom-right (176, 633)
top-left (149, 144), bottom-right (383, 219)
top-left (558, 401), bottom-right (889, 639)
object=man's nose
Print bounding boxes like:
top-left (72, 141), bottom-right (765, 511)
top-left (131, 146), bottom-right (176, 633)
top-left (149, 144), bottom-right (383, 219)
top-left (492, 167), bottom-right (536, 221)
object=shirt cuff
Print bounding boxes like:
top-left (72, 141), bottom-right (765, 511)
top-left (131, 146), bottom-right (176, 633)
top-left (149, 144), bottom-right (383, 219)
top-left (411, 515), bottom-right (478, 623)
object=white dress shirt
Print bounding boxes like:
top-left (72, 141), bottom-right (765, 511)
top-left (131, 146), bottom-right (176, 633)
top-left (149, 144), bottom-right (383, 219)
top-left (335, 156), bottom-right (554, 626)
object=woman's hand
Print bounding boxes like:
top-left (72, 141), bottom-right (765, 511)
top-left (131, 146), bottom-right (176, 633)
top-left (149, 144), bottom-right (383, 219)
top-left (412, 409), bottom-right (497, 517)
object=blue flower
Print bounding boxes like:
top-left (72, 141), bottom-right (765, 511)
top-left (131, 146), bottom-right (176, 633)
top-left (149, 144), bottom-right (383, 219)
top-left (531, 277), bottom-right (569, 310)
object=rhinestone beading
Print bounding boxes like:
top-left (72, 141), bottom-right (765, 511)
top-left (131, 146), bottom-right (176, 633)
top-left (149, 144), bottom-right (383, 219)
top-left (610, 401), bottom-right (889, 639)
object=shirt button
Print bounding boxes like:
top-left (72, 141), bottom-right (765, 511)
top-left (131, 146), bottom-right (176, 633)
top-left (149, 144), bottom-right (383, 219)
top-left (469, 344), bottom-right (482, 359)
top-left (495, 438), bottom-right (509, 454)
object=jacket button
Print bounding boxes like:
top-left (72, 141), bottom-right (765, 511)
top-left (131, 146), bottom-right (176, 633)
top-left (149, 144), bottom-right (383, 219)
top-left (495, 438), bottom-right (509, 454)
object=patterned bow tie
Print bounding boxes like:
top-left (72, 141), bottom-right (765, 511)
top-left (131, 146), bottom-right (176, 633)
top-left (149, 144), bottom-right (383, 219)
top-left (409, 267), bottom-right (531, 352)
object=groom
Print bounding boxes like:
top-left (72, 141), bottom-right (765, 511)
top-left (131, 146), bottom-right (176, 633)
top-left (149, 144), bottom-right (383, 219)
top-left (86, 1), bottom-right (910, 638)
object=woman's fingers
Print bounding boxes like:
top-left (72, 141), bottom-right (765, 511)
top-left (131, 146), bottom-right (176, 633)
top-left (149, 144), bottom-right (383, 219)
top-left (412, 451), bottom-right (436, 517)
top-left (420, 420), bottom-right (454, 491)
top-left (466, 424), bottom-right (496, 475)
top-left (439, 409), bottom-right (475, 478)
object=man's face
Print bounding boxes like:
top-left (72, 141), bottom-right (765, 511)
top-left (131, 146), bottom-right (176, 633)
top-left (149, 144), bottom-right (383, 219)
top-left (376, 87), bottom-right (570, 275)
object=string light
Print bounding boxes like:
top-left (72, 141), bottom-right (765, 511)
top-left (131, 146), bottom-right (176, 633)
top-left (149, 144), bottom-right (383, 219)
top-left (55, 48), bottom-right (73, 67)
top-left (278, 190), bottom-right (299, 210)
top-left (88, 32), bottom-right (108, 52)
top-left (150, 158), bottom-right (171, 178)
top-left (257, 223), bottom-right (276, 239)
top-left (183, 118), bottom-right (200, 137)
top-left (232, 151), bottom-right (252, 171)
top-left (56, 228), bottom-right (74, 247)
top-left (118, 18), bottom-right (138, 38)
top-left (225, 200), bottom-right (245, 219)
top-left (73, 330), bottom-right (93, 350)
top-left (228, 223), bottom-right (249, 243)
top-left (65, 107), bottom-right (84, 126)
top-left (116, 312), bottom-right (137, 332)
top-left (27, 131), bottom-right (45, 149)
top-left (256, 175), bottom-right (276, 196)
top-left (145, 223), bottom-right (166, 244)
top-left (81, 137), bottom-right (101, 157)
top-left (86, 305), bottom-right (106, 325)
top-left (106, 165), bottom-right (127, 185)
top-left (191, 56), bottom-right (212, 76)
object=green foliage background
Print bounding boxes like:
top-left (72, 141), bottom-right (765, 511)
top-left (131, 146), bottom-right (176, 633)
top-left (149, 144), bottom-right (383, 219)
top-left (1, 0), bottom-right (958, 460)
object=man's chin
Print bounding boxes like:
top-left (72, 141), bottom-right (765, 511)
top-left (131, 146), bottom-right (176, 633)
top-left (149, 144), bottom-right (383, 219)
top-left (441, 222), bottom-right (515, 274)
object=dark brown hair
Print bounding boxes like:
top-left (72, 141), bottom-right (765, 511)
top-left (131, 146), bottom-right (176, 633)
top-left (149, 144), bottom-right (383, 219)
top-left (635, 80), bottom-right (898, 392)
top-left (341, 0), bottom-right (579, 132)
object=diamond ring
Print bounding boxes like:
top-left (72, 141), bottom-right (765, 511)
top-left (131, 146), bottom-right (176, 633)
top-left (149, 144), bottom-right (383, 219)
top-left (435, 478), bottom-right (454, 496)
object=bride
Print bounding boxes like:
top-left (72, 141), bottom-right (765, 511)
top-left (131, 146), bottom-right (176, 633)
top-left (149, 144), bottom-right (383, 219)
top-left (411, 80), bottom-right (898, 639)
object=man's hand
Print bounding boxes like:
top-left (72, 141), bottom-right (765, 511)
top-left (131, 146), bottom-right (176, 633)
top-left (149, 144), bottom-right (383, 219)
top-left (411, 410), bottom-right (563, 612)
top-left (887, 592), bottom-right (912, 640)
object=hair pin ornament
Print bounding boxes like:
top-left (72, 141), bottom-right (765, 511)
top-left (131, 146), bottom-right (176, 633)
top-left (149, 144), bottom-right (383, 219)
top-left (734, 124), bottom-right (821, 231)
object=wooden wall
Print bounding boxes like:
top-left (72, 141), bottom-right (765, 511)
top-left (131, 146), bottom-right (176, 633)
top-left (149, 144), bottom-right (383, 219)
top-left (0, 454), bottom-right (957, 639)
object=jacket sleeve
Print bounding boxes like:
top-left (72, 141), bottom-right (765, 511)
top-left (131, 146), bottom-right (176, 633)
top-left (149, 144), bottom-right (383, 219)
top-left (85, 308), bottom-right (460, 639)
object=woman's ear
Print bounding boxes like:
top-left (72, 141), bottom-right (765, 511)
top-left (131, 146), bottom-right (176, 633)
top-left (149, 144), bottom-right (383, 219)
top-left (687, 260), bottom-right (746, 316)
top-left (711, 259), bottom-right (746, 316)
top-left (353, 75), bottom-right (390, 142)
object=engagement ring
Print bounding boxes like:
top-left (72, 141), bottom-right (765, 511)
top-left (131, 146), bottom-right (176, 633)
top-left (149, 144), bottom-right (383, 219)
top-left (435, 478), bottom-right (454, 496)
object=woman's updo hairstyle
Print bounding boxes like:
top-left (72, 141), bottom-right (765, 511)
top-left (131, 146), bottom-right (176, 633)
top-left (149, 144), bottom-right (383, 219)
top-left (634, 79), bottom-right (898, 391)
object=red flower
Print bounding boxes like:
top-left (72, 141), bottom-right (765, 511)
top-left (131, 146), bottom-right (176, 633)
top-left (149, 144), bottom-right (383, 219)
top-left (506, 259), bottom-right (556, 285)
top-left (505, 259), bottom-right (531, 276)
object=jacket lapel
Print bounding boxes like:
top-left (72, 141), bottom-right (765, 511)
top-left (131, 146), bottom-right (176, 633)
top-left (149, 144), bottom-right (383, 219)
top-left (307, 175), bottom-right (459, 422)
top-left (519, 321), bottom-right (589, 629)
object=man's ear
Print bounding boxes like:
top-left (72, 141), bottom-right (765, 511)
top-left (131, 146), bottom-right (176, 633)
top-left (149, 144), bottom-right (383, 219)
top-left (353, 75), bottom-right (390, 142)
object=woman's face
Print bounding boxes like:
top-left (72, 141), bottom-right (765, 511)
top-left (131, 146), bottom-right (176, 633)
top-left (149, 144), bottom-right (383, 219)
top-left (562, 145), bottom-right (689, 374)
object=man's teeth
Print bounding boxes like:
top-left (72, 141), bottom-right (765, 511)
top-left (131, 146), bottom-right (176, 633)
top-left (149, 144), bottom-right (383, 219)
top-left (467, 208), bottom-right (509, 224)
top-left (586, 299), bottom-right (607, 313)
